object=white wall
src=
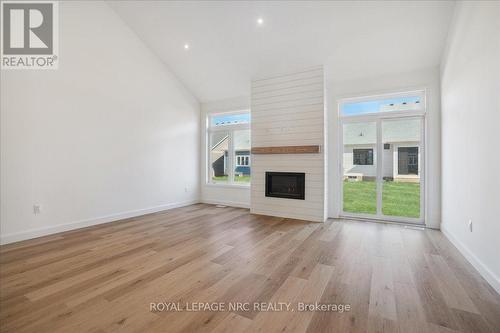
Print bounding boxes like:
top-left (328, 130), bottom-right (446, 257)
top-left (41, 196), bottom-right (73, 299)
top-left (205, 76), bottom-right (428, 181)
top-left (251, 67), bottom-right (326, 222)
top-left (327, 67), bottom-right (442, 228)
top-left (0, 1), bottom-right (200, 244)
top-left (201, 66), bottom-right (440, 225)
top-left (440, 1), bottom-right (500, 293)
top-left (200, 96), bottom-right (251, 208)
top-left (343, 145), bottom-right (378, 178)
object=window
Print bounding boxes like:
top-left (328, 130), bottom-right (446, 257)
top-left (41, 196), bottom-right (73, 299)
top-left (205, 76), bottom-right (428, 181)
top-left (398, 147), bottom-right (418, 175)
top-left (340, 91), bottom-right (425, 222)
top-left (211, 113), bottom-right (250, 127)
top-left (209, 131), bottom-right (230, 182)
top-left (236, 155), bottom-right (250, 166)
top-left (353, 149), bottom-right (373, 165)
top-left (340, 94), bottom-right (423, 117)
top-left (208, 111), bottom-right (251, 184)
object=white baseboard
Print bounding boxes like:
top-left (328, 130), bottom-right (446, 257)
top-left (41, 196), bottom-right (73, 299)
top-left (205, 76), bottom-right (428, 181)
top-left (0, 200), bottom-right (199, 245)
top-left (441, 226), bottom-right (500, 295)
top-left (201, 199), bottom-right (250, 209)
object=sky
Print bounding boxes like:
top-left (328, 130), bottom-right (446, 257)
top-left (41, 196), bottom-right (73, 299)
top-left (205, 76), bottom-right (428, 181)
top-left (211, 96), bottom-right (421, 123)
top-left (341, 96), bottom-right (421, 116)
top-left (212, 113), bottom-right (250, 126)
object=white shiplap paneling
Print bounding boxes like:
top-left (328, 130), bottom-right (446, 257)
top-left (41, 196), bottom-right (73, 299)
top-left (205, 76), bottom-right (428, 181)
top-left (250, 66), bottom-right (326, 222)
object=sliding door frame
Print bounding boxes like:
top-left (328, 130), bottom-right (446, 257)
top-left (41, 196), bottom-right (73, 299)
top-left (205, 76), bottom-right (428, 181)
top-left (338, 91), bottom-right (426, 225)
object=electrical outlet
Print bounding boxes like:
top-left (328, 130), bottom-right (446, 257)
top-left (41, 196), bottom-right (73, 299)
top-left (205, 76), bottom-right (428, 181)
top-left (468, 219), bottom-right (472, 232)
top-left (33, 204), bottom-right (42, 214)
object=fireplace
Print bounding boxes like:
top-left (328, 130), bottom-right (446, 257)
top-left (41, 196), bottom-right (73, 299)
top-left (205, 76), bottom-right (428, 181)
top-left (265, 172), bottom-right (305, 200)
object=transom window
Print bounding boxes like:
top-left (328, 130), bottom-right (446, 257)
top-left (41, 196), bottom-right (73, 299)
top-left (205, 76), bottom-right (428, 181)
top-left (207, 111), bottom-right (251, 185)
top-left (340, 93), bottom-right (423, 117)
top-left (210, 113), bottom-right (250, 127)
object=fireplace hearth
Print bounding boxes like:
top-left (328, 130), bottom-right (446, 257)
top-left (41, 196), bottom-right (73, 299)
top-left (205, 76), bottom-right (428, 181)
top-left (265, 172), bottom-right (305, 200)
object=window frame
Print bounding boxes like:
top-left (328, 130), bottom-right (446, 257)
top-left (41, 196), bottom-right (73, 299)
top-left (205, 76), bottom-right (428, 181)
top-left (206, 110), bottom-right (251, 186)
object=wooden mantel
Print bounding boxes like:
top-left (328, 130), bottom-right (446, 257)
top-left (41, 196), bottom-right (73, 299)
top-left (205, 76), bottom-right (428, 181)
top-left (251, 145), bottom-right (321, 154)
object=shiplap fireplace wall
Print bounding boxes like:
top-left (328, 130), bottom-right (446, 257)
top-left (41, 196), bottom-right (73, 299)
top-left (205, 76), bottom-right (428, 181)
top-left (250, 66), bottom-right (327, 222)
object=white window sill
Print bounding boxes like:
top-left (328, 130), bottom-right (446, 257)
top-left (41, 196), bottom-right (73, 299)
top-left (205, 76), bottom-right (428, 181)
top-left (205, 182), bottom-right (251, 189)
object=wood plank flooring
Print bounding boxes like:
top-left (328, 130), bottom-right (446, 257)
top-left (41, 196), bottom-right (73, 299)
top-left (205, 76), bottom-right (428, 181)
top-left (1, 204), bottom-right (499, 332)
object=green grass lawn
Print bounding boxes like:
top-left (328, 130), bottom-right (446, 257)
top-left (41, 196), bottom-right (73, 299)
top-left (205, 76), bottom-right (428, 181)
top-left (343, 180), bottom-right (377, 214)
top-left (382, 181), bottom-right (420, 217)
top-left (212, 175), bottom-right (250, 183)
top-left (343, 180), bottom-right (420, 218)
top-left (212, 176), bottom-right (228, 182)
top-left (234, 175), bottom-right (251, 183)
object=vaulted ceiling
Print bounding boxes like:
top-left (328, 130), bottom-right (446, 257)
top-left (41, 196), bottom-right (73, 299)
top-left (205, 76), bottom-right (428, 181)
top-left (109, 1), bottom-right (455, 102)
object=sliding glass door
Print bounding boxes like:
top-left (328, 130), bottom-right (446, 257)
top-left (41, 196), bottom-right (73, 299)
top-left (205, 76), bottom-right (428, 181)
top-left (339, 92), bottom-right (425, 224)
top-left (342, 121), bottom-right (378, 215)
top-left (381, 118), bottom-right (423, 219)
top-left (341, 117), bottom-right (424, 223)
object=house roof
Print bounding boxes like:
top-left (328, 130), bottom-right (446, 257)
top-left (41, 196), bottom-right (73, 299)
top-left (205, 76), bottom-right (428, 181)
top-left (210, 131), bottom-right (250, 152)
top-left (211, 133), bottom-right (228, 152)
top-left (343, 119), bottom-right (420, 145)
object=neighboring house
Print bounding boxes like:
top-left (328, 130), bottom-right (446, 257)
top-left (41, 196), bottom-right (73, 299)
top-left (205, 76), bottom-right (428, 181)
top-left (234, 151), bottom-right (251, 176)
top-left (210, 134), bottom-right (250, 177)
top-left (343, 117), bottom-right (421, 182)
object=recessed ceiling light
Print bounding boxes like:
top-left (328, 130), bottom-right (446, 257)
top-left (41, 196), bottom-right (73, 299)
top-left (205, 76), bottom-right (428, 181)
top-left (257, 18), bottom-right (264, 26)
top-left (184, 43), bottom-right (189, 50)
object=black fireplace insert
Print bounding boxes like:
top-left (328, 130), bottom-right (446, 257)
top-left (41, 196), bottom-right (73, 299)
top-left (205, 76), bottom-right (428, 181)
top-left (265, 172), bottom-right (305, 200)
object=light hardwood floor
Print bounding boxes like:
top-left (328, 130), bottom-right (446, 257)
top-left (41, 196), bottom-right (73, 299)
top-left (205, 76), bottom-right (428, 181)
top-left (1, 204), bottom-right (499, 332)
